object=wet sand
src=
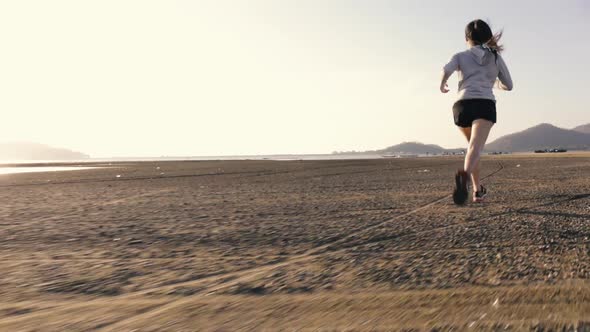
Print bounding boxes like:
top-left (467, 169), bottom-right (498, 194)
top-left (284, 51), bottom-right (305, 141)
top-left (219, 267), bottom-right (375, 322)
top-left (1, 155), bottom-right (590, 330)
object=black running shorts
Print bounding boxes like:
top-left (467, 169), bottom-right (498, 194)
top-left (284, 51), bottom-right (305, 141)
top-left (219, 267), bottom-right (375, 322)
top-left (452, 98), bottom-right (497, 128)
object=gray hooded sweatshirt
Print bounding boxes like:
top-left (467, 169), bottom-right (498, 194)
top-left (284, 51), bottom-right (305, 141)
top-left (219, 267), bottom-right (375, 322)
top-left (443, 45), bottom-right (513, 101)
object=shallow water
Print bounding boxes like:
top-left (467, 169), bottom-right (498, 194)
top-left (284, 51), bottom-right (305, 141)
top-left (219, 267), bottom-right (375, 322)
top-left (0, 166), bottom-right (97, 175)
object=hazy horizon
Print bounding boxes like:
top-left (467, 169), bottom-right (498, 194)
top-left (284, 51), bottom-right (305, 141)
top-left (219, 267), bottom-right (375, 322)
top-left (3, 119), bottom-right (590, 159)
top-left (1, 0), bottom-right (589, 158)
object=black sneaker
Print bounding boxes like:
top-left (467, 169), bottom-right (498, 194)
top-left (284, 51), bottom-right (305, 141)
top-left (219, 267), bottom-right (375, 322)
top-left (453, 170), bottom-right (469, 205)
top-left (473, 185), bottom-right (487, 203)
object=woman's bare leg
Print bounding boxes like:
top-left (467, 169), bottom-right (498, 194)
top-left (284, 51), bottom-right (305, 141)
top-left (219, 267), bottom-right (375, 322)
top-left (457, 127), bottom-right (480, 190)
top-left (471, 162), bottom-right (481, 192)
top-left (458, 126), bottom-right (471, 142)
top-left (464, 119), bottom-right (494, 190)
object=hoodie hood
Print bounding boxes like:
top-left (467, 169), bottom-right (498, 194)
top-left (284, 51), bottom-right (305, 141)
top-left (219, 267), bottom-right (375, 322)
top-left (468, 45), bottom-right (492, 65)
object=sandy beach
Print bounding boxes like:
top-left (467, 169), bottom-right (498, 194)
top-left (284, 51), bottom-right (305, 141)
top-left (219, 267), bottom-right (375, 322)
top-left (1, 155), bottom-right (590, 330)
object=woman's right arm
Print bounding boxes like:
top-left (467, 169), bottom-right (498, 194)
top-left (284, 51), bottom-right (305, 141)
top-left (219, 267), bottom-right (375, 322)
top-left (440, 54), bottom-right (459, 93)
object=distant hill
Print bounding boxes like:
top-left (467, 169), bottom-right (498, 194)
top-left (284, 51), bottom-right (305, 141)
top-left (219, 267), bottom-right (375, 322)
top-left (573, 123), bottom-right (590, 134)
top-left (333, 142), bottom-right (464, 155)
top-left (378, 142), bottom-right (446, 155)
top-left (485, 123), bottom-right (590, 152)
top-left (0, 142), bottom-right (89, 161)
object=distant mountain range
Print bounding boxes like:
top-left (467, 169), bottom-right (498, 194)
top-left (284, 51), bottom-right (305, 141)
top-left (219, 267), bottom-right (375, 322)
top-left (572, 124), bottom-right (590, 134)
top-left (485, 123), bottom-right (590, 152)
top-left (0, 142), bottom-right (89, 161)
top-left (333, 123), bottom-right (590, 155)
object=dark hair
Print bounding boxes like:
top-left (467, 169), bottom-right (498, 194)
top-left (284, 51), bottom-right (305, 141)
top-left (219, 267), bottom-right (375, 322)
top-left (465, 19), bottom-right (504, 53)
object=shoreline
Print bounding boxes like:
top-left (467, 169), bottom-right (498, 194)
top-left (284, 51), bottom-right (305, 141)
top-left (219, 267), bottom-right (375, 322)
top-left (1, 150), bottom-right (589, 168)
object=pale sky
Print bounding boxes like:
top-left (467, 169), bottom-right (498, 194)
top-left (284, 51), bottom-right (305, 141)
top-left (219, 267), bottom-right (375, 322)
top-left (1, 0), bottom-right (589, 157)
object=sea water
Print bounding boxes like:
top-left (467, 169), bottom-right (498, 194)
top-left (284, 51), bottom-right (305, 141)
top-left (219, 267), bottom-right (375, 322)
top-left (0, 166), bottom-right (97, 175)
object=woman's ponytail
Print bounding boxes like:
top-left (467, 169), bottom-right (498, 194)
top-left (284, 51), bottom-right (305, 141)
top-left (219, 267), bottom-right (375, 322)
top-left (486, 30), bottom-right (504, 53)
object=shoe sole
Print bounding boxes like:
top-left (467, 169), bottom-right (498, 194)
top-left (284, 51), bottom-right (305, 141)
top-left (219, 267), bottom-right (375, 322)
top-left (473, 192), bottom-right (487, 203)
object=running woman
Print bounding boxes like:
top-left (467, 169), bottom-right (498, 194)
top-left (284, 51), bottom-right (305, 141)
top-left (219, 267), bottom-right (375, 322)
top-left (440, 19), bottom-right (513, 205)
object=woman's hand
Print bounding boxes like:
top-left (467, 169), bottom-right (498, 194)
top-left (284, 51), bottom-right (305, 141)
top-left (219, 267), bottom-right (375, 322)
top-left (440, 70), bottom-right (452, 93)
